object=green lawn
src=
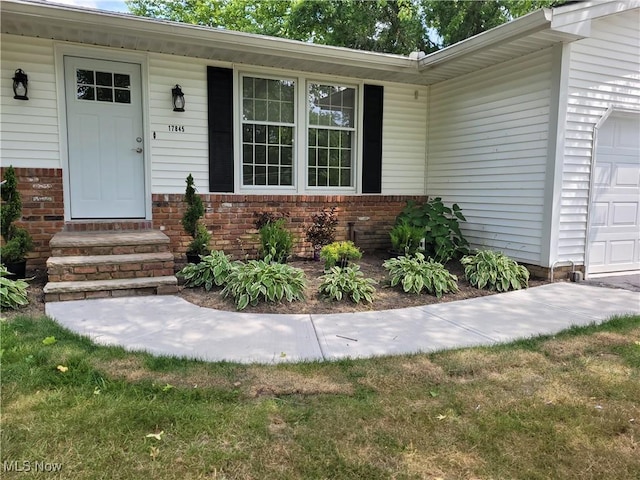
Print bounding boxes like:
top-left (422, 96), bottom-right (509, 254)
top-left (1, 313), bottom-right (639, 479)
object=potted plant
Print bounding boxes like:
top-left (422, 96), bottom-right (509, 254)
top-left (181, 174), bottom-right (211, 264)
top-left (1, 166), bottom-right (33, 278)
top-left (305, 207), bottom-right (338, 260)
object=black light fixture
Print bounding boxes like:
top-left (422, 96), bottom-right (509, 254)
top-left (12, 69), bottom-right (29, 100)
top-left (172, 84), bottom-right (185, 112)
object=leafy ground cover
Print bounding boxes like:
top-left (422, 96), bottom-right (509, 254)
top-left (2, 314), bottom-right (639, 479)
top-left (179, 253), bottom-right (547, 314)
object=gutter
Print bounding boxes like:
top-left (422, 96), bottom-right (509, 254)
top-left (2, 0), bottom-right (416, 74)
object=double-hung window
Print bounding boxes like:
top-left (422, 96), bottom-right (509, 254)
top-left (241, 76), bottom-right (295, 187)
top-left (240, 74), bottom-right (357, 191)
top-left (307, 84), bottom-right (356, 188)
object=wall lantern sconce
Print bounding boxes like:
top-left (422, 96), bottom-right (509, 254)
top-left (172, 84), bottom-right (185, 112)
top-left (12, 69), bottom-right (29, 100)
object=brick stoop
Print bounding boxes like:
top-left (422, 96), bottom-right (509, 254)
top-left (44, 230), bottom-right (178, 302)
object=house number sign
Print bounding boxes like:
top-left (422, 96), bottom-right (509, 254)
top-left (168, 125), bottom-right (185, 132)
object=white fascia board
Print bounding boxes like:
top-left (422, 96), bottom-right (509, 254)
top-left (417, 9), bottom-right (554, 70)
top-left (2, 0), bottom-right (417, 75)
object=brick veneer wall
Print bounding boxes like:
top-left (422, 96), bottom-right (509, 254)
top-left (0, 167), bottom-right (64, 271)
top-left (152, 194), bottom-right (427, 265)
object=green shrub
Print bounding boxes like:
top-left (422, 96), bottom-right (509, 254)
top-left (389, 220), bottom-right (424, 256)
top-left (181, 174), bottom-right (210, 256)
top-left (0, 264), bottom-right (29, 309)
top-left (222, 257), bottom-right (306, 310)
top-left (461, 250), bottom-right (530, 292)
top-left (320, 241), bottom-right (362, 269)
top-left (318, 265), bottom-right (377, 304)
top-left (383, 252), bottom-right (459, 297)
top-left (178, 250), bottom-right (238, 290)
top-left (396, 198), bottom-right (469, 264)
top-left (259, 218), bottom-right (294, 264)
top-left (1, 165), bottom-right (33, 263)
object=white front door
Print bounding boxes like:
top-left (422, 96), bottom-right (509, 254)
top-left (64, 56), bottom-right (145, 218)
top-left (587, 113), bottom-right (640, 275)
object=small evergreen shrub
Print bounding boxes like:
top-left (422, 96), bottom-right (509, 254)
top-left (320, 241), bottom-right (362, 269)
top-left (181, 174), bottom-right (210, 257)
top-left (222, 256), bottom-right (306, 310)
top-left (1, 166), bottom-right (33, 264)
top-left (383, 252), bottom-right (459, 298)
top-left (318, 265), bottom-right (377, 304)
top-left (0, 265), bottom-right (29, 309)
top-left (461, 250), bottom-right (530, 292)
top-left (178, 250), bottom-right (238, 290)
top-left (259, 218), bottom-right (294, 264)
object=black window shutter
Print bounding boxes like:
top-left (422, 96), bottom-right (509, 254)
top-left (207, 66), bottom-right (234, 192)
top-left (362, 84), bottom-right (384, 194)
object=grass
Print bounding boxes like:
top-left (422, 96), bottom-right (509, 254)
top-left (1, 313), bottom-right (639, 479)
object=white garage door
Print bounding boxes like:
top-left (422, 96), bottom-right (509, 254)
top-left (587, 113), bottom-right (640, 275)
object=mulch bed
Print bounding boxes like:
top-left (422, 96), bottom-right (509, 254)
top-left (2, 253), bottom-right (547, 319)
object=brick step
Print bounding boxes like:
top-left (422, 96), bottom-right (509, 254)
top-left (63, 220), bottom-right (153, 232)
top-left (47, 252), bottom-right (174, 282)
top-left (43, 276), bottom-right (178, 302)
top-left (50, 230), bottom-right (170, 257)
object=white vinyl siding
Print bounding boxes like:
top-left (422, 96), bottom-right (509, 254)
top-left (557, 10), bottom-right (640, 263)
top-left (427, 48), bottom-right (554, 264)
top-left (381, 84), bottom-right (428, 195)
top-left (148, 53), bottom-right (212, 193)
top-left (0, 34), bottom-right (60, 168)
top-left (147, 50), bottom-right (427, 195)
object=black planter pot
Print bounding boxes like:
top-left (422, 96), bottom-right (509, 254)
top-left (5, 259), bottom-right (27, 279)
top-left (186, 253), bottom-right (202, 264)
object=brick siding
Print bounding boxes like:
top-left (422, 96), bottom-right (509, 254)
top-left (152, 194), bottom-right (427, 265)
top-left (0, 167), bottom-right (64, 270)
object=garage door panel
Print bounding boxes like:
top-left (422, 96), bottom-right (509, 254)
top-left (612, 202), bottom-right (638, 226)
top-left (588, 114), bottom-right (640, 275)
top-left (593, 163), bottom-right (611, 186)
top-left (609, 240), bottom-right (635, 264)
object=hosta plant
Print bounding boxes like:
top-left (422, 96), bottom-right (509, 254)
top-left (0, 264), bottom-right (29, 310)
top-left (383, 252), bottom-right (459, 298)
top-left (461, 250), bottom-right (530, 292)
top-left (222, 256), bottom-right (306, 310)
top-left (319, 265), bottom-right (377, 304)
top-left (178, 250), bottom-right (238, 290)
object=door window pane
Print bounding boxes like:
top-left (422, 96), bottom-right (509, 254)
top-left (76, 69), bottom-right (131, 104)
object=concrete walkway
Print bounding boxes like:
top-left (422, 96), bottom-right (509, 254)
top-left (45, 282), bottom-right (640, 364)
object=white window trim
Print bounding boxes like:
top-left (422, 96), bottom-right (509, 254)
top-left (235, 71), bottom-right (300, 191)
top-left (235, 68), bottom-right (362, 195)
top-left (305, 80), bottom-right (359, 193)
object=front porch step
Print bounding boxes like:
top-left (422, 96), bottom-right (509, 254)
top-left (50, 230), bottom-right (170, 257)
top-left (45, 229), bottom-right (177, 302)
top-left (46, 252), bottom-right (174, 282)
top-left (43, 276), bottom-right (178, 302)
